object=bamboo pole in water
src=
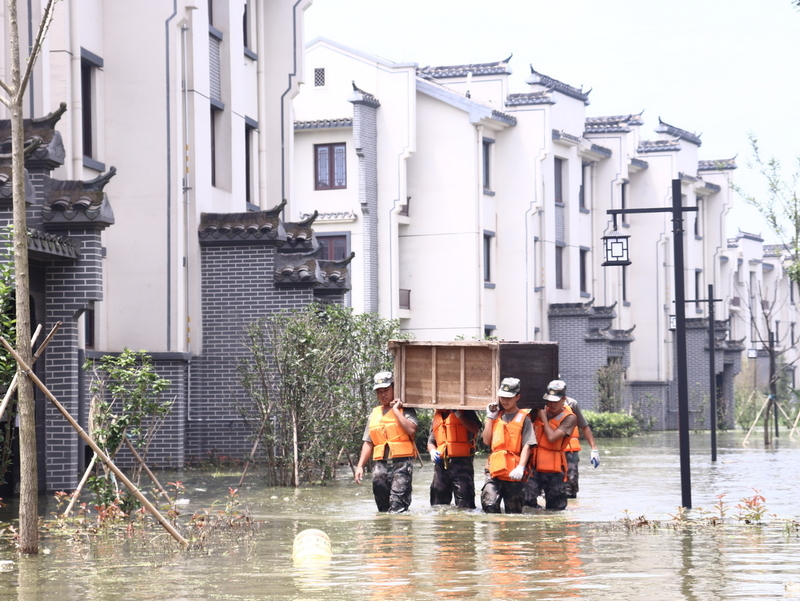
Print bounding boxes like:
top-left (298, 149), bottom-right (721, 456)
top-left (0, 337), bottom-right (188, 548)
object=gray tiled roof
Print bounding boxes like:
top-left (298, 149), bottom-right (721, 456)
top-left (349, 82), bottom-right (381, 108)
top-left (198, 200), bottom-right (287, 243)
top-left (27, 228), bottom-right (81, 260)
top-left (638, 139), bottom-right (682, 153)
top-left (697, 180), bottom-right (721, 193)
top-left (763, 244), bottom-right (785, 258)
top-left (528, 66), bottom-right (590, 103)
top-left (552, 129), bottom-right (582, 144)
top-left (679, 172), bottom-right (698, 183)
top-left (506, 91), bottom-right (554, 106)
top-left (655, 118), bottom-right (701, 146)
top-left (698, 158), bottom-right (737, 171)
top-left (585, 113), bottom-right (644, 134)
top-left (630, 158), bottom-right (649, 170)
top-left (417, 55), bottom-right (513, 79)
top-left (294, 118), bottom-right (353, 130)
top-left (590, 143), bottom-right (612, 158)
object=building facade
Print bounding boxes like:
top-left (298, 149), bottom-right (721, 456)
top-left (1, 0), bottom-right (350, 491)
top-left (292, 38), bottom-right (798, 430)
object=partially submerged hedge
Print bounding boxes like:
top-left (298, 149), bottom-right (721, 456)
top-left (583, 411), bottom-right (640, 438)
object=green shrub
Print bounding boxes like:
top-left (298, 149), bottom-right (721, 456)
top-left (583, 410), bottom-right (640, 438)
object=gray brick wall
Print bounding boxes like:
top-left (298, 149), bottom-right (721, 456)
top-left (44, 228), bottom-right (105, 490)
top-left (188, 244), bottom-right (318, 461)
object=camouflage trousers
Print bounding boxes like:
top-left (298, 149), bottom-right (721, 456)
top-left (372, 458), bottom-right (413, 513)
top-left (524, 471), bottom-right (568, 510)
top-left (565, 451), bottom-right (579, 498)
top-left (430, 456), bottom-right (476, 509)
top-left (481, 474), bottom-right (526, 514)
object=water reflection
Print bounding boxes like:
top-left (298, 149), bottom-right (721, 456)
top-left (0, 431), bottom-right (798, 599)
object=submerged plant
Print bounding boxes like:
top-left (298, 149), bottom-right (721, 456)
top-left (735, 489), bottom-right (772, 524)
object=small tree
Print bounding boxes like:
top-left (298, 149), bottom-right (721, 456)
top-left (596, 359), bottom-right (625, 413)
top-left (0, 0), bottom-right (61, 554)
top-left (238, 303), bottom-right (405, 487)
top-left (733, 135), bottom-right (800, 284)
top-left (83, 349), bottom-right (172, 507)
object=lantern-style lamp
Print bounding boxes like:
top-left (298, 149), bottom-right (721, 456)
top-left (601, 233), bottom-right (631, 266)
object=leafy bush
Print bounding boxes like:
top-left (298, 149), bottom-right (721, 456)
top-left (583, 410), bottom-right (639, 438)
top-left (238, 303), bottom-right (410, 487)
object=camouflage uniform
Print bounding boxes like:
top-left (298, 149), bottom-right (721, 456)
top-left (526, 471), bottom-right (568, 510)
top-left (429, 456), bottom-right (476, 509)
top-left (427, 409), bottom-right (481, 509)
top-left (564, 397), bottom-right (589, 499)
top-left (565, 451), bottom-right (580, 498)
top-left (372, 458), bottom-right (414, 513)
top-left (361, 406), bottom-right (418, 514)
top-left (481, 472), bottom-right (527, 513)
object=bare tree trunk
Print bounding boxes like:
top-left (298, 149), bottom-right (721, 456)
top-left (291, 408), bottom-right (299, 487)
top-left (6, 0), bottom-right (37, 556)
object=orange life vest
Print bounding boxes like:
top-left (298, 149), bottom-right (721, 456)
top-left (432, 411), bottom-right (475, 458)
top-left (368, 406), bottom-right (416, 461)
top-left (532, 405), bottom-right (574, 476)
top-left (488, 409), bottom-right (531, 480)
top-left (566, 424), bottom-right (581, 453)
top-left (565, 398), bottom-right (581, 452)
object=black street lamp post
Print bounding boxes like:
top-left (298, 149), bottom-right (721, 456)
top-left (604, 179), bottom-right (697, 509)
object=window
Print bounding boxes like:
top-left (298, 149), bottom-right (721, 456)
top-left (399, 289), bottom-right (411, 310)
top-left (579, 163), bottom-right (589, 210)
top-left (695, 270), bottom-right (702, 311)
top-left (555, 244), bottom-right (564, 289)
top-left (210, 106), bottom-right (221, 187)
top-left (791, 280), bottom-right (796, 304)
top-left (694, 196), bottom-right (701, 237)
top-left (245, 119), bottom-right (257, 206)
top-left (622, 265), bottom-right (628, 302)
top-left (792, 322), bottom-right (796, 346)
top-left (314, 68), bottom-right (326, 87)
top-left (80, 48), bottom-right (103, 163)
top-left (483, 233), bottom-right (493, 282)
top-left (580, 248), bottom-right (589, 294)
top-left (554, 158), bottom-right (564, 204)
top-left (316, 234), bottom-right (348, 261)
top-left (242, 1), bottom-right (254, 52)
top-left (484, 326), bottom-right (495, 339)
top-left (315, 143), bottom-right (346, 190)
top-left (84, 308), bottom-right (95, 350)
top-left (621, 181), bottom-right (628, 225)
top-left (483, 138), bottom-right (494, 192)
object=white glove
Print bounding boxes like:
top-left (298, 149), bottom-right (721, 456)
top-left (431, 449), bottom-right (442, 464)
top-left (486, 403), bottom-right (499, 420)
top-left (590, 449), bottom-right (600, 468)
top-left (508, 465), bottom-right (525, 481)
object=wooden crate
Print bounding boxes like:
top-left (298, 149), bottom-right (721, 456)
top-left (389, 340), bottom-right (558, 410)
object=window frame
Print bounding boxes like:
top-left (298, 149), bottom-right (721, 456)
top-left (554, 157), bottom-right (564, 204)
top-left (316, 233), bottom-right (349, 261)
top-left (314, 143), bottom-right (347, 190)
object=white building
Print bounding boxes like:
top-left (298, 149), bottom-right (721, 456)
top-left (292, 38), bottom-right (771, 427)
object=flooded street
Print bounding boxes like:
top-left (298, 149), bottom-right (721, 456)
top-left (1, 430), bottom-right (799, 600)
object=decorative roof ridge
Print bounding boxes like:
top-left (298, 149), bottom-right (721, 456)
top-left (527, 65), bottom-right (590, 104)
top-left (506, 91), bottom-right (554, 106)
top-left (294, 118), bottom-right (353, 130)
top-left (198, 200), bottom-right (287, 243)
top-left (41, 167), bottom-right (117, 225)
top-left (655, 117), bottom-right (702, 146)
top-left (698, 157), bottom-right (737, 171)
top-left (27, 227), bottom-right (81, 260)
top-left (348, 81), bottom-right (380, 108)
top-left (637, 139), bottom-right (682, 153)
top-left (630, 157), bottom-right (649, 169)
top-left (585, 111), bottom-right (644, 126)
top-left (417, 54), bottom-right (513, 79)
top-left (552, 129), bottom-right (582, 145)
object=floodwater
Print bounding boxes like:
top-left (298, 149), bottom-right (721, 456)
top-left (0, 430), bottom-right (799, 600)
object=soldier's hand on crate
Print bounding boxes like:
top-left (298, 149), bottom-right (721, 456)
top-left (485, 403), bottom-right (499, 420)
top-left (391, 399), bottom-right (404, 409)
top-left (590, 449), bottom-right (601, 468)
top-left (508, 465), bottom-right (525, 481)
